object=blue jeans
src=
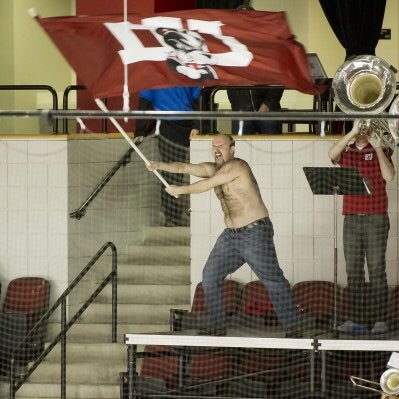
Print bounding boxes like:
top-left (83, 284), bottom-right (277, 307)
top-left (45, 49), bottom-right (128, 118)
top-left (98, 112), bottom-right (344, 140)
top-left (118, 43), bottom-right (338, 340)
top-left (343, 214), bottom-right (390, 323)
top-left (202, 218), bottom-right (299, 329)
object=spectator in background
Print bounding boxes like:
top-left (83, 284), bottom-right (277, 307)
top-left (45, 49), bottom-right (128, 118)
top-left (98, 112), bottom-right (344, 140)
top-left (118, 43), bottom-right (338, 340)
top-left (227, 86), bottom-right (284, 134)
top-left (227, 5), bottom-right (284, 135)
top-left (135, 86), bottom-right (202, 227)
top-left (328, 120), bottom-right (395, 335)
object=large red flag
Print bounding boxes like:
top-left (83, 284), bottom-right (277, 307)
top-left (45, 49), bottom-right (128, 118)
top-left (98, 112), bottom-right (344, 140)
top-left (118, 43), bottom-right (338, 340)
top-left (38, 8), bottom-right (319, 99)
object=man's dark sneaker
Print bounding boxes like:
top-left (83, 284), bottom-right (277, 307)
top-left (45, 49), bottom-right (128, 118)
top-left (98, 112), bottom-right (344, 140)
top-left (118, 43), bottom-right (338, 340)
top-left (337, 320), bottom-right (368, 335)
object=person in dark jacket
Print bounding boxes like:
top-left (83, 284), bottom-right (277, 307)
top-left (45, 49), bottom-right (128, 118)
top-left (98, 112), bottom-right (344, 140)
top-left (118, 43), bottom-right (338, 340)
top-left (227, 86), bottom-right (284, 134)
top-left (135, 86), bottom-right (201, 226)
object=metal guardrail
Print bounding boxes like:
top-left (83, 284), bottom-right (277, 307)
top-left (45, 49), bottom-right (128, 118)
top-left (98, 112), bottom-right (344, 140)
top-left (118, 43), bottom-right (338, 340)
top-left (69, 145), bottom-right (136, 219)
top-left (9, 241), bottom-right (118, 399)
top-left (200, 84), bottom-right (326, 134)
top-left (0, 85), bottom-right (59, 133)
top-left (2, 108), bottom-right (399, 121)
top-left (62, 85), bottom-right (109, 133)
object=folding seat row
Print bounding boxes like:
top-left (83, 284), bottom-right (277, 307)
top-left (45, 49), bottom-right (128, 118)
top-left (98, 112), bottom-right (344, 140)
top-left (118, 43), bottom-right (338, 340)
top-left (133, 278), bottom-right (399, 398)
top-left (136, 344), bottom-right (310, 398)
top-left (172, 279), bottom-right (399, 332)
top-left (171, 279), bottom-right (336, 332)
top-left (135, 279), bottom-right (332, 397)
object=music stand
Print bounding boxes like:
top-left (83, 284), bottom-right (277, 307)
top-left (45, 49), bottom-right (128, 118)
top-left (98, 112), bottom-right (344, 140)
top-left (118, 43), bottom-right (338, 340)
top-left (303, 167), bottom-right (371, 335)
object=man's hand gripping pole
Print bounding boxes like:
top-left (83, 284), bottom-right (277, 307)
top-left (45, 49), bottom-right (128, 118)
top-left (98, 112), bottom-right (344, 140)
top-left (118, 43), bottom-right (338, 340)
top-left (95, 99), bottom-right (177, 197)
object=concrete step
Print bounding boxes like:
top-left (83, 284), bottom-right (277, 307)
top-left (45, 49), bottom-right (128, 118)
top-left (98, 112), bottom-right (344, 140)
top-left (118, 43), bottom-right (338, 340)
top-left (47, 322), bottom-right (171, 343)
top-left (68, 303), bottom-right (189, 324)
top-left (142, 226), bottom-right (190, 246)
top-left (93, 284), bottom-right (190, 304)
top-left (45, 343), bottom-right (127, 363)
top-left (43, 343), bottom-right (146, 369)
top-left (27, 361), bottom-right (124, 384)
top-left (12, 223), bottom-right (192, 399)
top-left (16, 382), bottom-right (119, 398)
top-left (118, 264), bottom-right (190, 284)
top-left (126, 245), bottom-right (190, 265)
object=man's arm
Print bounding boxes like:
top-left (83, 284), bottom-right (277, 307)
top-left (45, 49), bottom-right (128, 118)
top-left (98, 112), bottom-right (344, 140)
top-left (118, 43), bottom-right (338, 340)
top-left (147, 160), bottom-right (215, 178)
top-left (368, 135), bottom-right (396, 182)
top-left (166, 162), bottom-right (239, 196)
top-left (328, 121), bottom-right (359, 162)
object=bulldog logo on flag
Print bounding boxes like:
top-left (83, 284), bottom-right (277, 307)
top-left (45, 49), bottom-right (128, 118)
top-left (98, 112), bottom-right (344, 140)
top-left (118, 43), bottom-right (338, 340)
top-left (105, 17), bottom-right (254, 82)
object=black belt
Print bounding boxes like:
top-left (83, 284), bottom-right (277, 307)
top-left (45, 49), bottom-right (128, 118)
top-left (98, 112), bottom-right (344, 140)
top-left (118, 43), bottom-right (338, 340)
top-left (228, 217), bottom-right (268, 233)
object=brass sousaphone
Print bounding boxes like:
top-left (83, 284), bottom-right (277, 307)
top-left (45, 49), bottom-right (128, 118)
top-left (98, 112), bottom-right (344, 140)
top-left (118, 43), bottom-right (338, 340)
top-left (332, 55), bottom-right (399, 150)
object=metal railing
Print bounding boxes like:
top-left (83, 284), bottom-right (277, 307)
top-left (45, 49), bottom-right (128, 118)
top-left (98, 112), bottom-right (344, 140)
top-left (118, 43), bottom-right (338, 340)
top-left (200, 85), bottom-right (326, 134)
top-left (62, 85), bottom-right (109, 133)
top-left (9, 241), bottom-right (118, 399)
top-left (69, 145), bottom-right (136, 219)
top-left (0, 84), bottom-right (59, 133)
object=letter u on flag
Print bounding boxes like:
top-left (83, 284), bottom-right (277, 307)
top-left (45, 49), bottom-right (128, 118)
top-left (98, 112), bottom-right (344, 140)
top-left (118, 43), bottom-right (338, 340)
top-left (37, 8), bottom-right (319, 100)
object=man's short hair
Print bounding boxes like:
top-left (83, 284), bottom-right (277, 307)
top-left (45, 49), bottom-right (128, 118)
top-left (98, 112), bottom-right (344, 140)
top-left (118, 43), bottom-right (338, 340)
top-left (217, 134), bottom-right (235, 147)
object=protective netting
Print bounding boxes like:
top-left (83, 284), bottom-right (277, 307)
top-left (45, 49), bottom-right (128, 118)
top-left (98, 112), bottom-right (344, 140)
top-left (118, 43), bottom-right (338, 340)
top-left (0, 130), bottom-right (398, 399)
top-left (156, 134), bottom-right (191, 227)
top-left (119, 135), bottom-right (398, 399)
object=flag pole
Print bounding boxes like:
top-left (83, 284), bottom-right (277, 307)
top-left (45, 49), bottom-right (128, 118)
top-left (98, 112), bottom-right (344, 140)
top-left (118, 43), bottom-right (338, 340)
top-left (95, 99), bottom-right (173, 191)
top-left (122, 0), bottom-right (129, 122)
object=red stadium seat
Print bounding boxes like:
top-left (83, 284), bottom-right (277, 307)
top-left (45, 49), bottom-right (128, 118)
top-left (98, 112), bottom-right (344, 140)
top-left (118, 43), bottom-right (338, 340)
top-left (231, 280), bottom-right (278, 329)
top-left (170, 279), bottom-right (242, 331)
top-left (140, 345), bottom-right (180, 388)
top-left (293, 280), bottom-right (335, 329)
top-left (0, 277), bottom-right (50, 374)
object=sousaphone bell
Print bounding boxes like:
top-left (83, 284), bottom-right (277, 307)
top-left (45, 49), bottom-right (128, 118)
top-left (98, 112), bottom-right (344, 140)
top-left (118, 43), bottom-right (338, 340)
top-left (332, 55), bottom-right (399, 150)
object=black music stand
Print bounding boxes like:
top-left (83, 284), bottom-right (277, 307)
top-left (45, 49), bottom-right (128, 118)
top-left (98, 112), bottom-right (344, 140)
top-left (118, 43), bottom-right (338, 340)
top-left (303, 167), bottom-right (371, 335)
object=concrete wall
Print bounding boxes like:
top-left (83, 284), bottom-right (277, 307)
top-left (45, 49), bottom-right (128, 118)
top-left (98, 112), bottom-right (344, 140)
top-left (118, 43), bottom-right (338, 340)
top-left (0, 0), bottom-right (75, 134)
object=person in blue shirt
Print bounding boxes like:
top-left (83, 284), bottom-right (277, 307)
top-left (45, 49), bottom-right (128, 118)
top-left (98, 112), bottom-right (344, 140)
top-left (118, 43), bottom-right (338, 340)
top-left (136, 86), bottom-right (202, 226)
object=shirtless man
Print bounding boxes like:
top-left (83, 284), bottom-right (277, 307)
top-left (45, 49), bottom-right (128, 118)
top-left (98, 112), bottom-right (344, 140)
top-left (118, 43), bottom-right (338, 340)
top-left (147, 134), bottom-right (301, 336)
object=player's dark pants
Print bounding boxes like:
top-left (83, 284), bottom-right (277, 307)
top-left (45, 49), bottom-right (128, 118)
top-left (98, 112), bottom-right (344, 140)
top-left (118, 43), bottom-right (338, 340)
top-left (343, 214), bottom-right (389, 324)
top-left (158, 121), bottom-right (191, 224)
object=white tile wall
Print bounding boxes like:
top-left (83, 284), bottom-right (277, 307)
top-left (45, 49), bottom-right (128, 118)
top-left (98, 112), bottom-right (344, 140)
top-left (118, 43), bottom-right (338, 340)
top-left (2, 138), bottom-right (69, 310)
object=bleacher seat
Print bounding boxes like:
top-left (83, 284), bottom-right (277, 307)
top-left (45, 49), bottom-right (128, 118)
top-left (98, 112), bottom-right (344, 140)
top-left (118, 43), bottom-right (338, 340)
top-left (0, 277), bottom-right (50, 375)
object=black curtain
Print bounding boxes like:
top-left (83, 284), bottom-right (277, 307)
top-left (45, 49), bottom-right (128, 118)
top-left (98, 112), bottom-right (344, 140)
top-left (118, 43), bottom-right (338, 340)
top-left (197, 0), bottom-right (246, 9)
top-left (319, 0), bottom-right (386, 59)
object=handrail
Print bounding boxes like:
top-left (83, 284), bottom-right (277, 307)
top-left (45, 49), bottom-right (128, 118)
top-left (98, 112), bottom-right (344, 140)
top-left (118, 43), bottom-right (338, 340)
top-left (0, 84), bottom-right (59, 133)
top-left (200, 84), bottom-right (325, 134)
top-left (70, 145), bottom-right (136, 219)
top-left (9, 241), bottom-right (118, 399)
top-left (62, 84), bottom-right (85, 133)
top-left (62, 85), bottom-right (108, 133)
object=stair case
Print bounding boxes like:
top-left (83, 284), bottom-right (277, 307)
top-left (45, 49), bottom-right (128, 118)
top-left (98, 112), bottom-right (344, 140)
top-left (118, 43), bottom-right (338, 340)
top-left (15, 226), bottom-right (191, 399)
